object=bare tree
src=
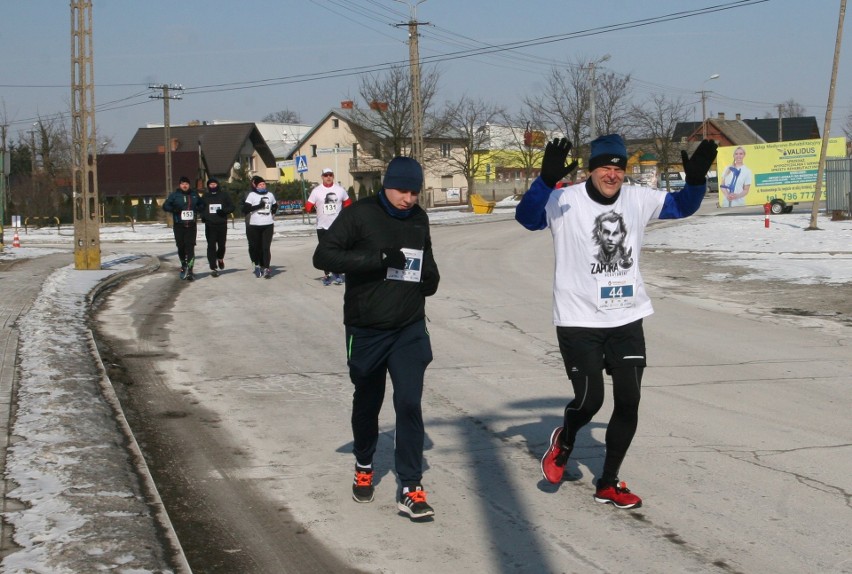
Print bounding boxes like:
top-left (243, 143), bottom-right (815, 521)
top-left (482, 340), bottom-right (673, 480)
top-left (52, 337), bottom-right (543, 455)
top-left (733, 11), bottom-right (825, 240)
top-left (9, 115), bottom-right (72, 218)
top-left (437, 96), bottom-right (505, 196)
top-left (262, 109), bottom-right (302, 124)
top-left (498, 106), bottom-right (552, 190)
top-left (843, 104), bottom-right (852, 141)
top-left (525, 56), bottom-right (633, 159)
top-left (763, 99), bottom-right (809, 120)
top-left (350, 65), bottom-right (440, 159)
top-left (779, 99), bottom-right (807, 118)
top-left (630, 95), bottom-right (691, 189)
top-left (525, 63), bottom-right (586, 164)
top-left (595, 70), bottom-right (634, 138)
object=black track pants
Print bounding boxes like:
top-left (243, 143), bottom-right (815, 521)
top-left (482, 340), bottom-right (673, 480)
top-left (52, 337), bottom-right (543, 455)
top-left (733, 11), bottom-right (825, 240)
top-left (346, 319), bottom-right (432, 487)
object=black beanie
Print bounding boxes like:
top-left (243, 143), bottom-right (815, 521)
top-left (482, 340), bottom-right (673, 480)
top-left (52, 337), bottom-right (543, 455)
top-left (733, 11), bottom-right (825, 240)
top-left (588, 134), bottom-right (628, 171)
top-left (251, 175), bottom-right (265, 188)
top-left (179, 176), bottom-right (191, 184)
top-left (207, 177), bottom-right (219, 187)
top-left (383, 157), bottom-right (423, 192)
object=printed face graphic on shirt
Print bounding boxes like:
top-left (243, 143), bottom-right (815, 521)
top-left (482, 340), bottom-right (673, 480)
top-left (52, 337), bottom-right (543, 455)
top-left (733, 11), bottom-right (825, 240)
top-left (324, 192), bottom-right (338, 204)
top-left (591, 210), bottom-right (634, 271)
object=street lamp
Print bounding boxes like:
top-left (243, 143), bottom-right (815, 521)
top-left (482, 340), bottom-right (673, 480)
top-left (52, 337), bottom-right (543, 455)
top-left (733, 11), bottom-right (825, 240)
top-left (587, 54), bottom-right (611, 142)
top-left (699, 73), bottom-right (720, 140)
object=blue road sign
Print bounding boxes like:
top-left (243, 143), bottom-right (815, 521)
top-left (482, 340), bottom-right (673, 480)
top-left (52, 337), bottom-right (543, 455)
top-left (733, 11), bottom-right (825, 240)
top-left (295, 155), bottom-right (308, 173)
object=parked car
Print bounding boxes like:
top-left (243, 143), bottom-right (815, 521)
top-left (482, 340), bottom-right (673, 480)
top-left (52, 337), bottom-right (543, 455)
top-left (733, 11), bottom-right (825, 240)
top-left (706, 175), bottom-right (719, 194)
top-left (658, 171), bottom-right (686, 192)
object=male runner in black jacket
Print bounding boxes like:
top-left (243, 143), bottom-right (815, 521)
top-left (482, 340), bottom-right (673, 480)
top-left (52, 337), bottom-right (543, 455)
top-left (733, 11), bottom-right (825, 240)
top-left (313, 156), bottom-right (439, 520)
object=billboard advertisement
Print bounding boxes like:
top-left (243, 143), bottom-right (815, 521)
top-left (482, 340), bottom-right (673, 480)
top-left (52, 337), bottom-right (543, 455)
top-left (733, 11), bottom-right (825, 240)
top-left (716, 137), bottom-right (846, 208)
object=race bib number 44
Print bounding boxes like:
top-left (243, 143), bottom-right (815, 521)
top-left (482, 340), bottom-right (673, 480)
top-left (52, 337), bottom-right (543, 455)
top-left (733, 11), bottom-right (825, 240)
top-left (597, 276), bottom-right (635, 310)
top-left (385, 248), bottom-right (424, 283)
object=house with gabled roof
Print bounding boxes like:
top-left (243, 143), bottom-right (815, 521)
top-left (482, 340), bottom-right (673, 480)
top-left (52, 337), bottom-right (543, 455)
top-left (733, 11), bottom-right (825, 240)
top-left (96, 150), bottom-right (208, 220)
top-left (674, 113), bottom-right (820, 146)
top-left (284, 101), bottom-right (468, 201)
top-left (125, 122), bottom-right (277, 183)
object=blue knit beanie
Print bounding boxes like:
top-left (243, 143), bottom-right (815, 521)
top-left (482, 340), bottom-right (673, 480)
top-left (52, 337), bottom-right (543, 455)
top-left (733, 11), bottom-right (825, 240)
top-left (383, 157), bottom-right (423, 192)
top-left (589, 134), bottom-right (628, 171)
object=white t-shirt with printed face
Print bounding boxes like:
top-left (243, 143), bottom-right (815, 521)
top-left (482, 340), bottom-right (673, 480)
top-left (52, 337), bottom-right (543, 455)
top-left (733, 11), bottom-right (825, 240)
top-left (545, 182), bottom-right (668, 328)
top-left (245, 191), bottom-right (277, 226)
top-left (308, 183), bottom-right (350, 229)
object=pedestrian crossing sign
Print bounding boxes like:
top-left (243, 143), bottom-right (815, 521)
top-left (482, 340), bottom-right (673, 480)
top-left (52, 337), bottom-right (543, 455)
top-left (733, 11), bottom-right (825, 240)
top-left (295, 155), bottom-right (308, 173)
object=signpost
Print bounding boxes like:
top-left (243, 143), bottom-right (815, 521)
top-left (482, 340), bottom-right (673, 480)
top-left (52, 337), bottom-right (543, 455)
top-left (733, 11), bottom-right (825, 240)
top-left (296, 155), bottom-right (311, 224)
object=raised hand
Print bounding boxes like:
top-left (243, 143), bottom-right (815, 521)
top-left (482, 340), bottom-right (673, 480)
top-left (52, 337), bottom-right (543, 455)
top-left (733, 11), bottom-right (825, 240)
top-left (540, 138), bottom-right (579, 188)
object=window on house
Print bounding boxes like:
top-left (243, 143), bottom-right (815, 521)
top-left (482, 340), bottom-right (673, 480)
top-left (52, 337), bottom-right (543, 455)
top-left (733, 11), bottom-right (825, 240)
top-left (440, 143), bottom-right (451, 158)
top-left (332, 119), bottom-right (339, 129)
top-left (311, 144), bottom-right (317, 157)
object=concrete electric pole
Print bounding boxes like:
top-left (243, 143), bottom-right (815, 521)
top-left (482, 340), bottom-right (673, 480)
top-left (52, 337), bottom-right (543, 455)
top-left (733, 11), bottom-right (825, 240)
top-left (585, 54), bottom-right (610, 143)
top-left (149, 84), bottom-right (183, 197)
top-left (70, 0), bottom-right (101, 270)
top-left (395, 1), bottom-right (426, 164)
top-left (808, 0), bottom-right (846, 230)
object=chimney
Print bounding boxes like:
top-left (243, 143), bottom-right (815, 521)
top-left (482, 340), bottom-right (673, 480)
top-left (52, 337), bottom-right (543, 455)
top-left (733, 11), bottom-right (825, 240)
top-left (735, 113), bottom-right (741, 120)
top-left (369, 101), bottom-right (388, 111)
top-left (717, 112), bottom-right (726, 120)
top-left (341, 100), bottom-right (354, 109)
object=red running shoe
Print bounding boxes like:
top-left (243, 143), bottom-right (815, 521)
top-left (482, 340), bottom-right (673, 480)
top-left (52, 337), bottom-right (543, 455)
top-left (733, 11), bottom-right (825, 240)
top-left (541, 427), bottom-right (571, 484)
top-left (594, 480), bottom-right (642, 509)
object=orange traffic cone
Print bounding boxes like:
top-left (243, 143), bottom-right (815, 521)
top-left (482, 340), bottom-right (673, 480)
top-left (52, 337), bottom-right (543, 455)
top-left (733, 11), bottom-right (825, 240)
top-left (12, 231), bottom-right (20, 248)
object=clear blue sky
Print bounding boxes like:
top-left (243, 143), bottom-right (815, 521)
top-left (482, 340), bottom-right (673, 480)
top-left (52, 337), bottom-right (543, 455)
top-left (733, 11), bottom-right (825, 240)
top-left (1, 0), bottom-right (849, 150)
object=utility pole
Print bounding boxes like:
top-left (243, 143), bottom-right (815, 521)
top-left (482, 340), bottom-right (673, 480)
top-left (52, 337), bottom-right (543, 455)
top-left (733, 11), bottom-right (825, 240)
top-left (777, 103), bottom-right (784, 141)
top-left (0, 123), bottom-right (8, 250)
top-left (809, 0), bottom-right (846, 230)
top-left (395, 1), bottom-right (426, 164)
top-left (70, 0), bottom-right (100, 269)
top-left (584, 54), bottom-right (610, 143)
top-left (698, 74), bottom-right (720, 140)
top-left (149, 84), bottom-right (183, 197)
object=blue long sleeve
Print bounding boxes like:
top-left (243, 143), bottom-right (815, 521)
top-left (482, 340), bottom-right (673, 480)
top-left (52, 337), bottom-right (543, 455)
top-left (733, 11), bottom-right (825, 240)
top-left (659, 182), bottom-right (706, 219)
top-left (515, 177), bottom-right (552, 230)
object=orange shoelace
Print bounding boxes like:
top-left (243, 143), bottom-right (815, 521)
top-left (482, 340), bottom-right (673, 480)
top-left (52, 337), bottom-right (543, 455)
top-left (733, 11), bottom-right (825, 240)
top-left (405, 489), bottom-right (428, 503)
top-left (354, 472), bottom-right (373, 487)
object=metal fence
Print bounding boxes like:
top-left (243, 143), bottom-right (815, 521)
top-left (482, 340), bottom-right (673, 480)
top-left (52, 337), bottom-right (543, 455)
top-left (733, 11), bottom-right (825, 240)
top-left (825, 158), bottom-right (852, 216)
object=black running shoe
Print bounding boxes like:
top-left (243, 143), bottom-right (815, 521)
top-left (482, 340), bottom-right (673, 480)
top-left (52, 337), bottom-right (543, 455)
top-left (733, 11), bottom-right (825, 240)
top-left (397, 485), bottom-right (434, 519)
top-left (352, 468), bottom-right (375, 503)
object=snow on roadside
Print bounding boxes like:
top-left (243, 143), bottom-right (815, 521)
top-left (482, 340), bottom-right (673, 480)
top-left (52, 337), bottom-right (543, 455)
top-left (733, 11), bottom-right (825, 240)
top-left (3, 256), bottom-right (174, 574)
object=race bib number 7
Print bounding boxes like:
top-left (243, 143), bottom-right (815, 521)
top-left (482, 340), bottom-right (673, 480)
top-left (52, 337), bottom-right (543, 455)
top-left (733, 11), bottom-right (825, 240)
top-left (385, 248), bottom-right (424, 283)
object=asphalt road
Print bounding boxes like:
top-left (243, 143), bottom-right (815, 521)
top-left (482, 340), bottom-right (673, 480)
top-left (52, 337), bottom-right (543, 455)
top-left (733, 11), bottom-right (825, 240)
top-left (93, 217), bottom-right (852, 574)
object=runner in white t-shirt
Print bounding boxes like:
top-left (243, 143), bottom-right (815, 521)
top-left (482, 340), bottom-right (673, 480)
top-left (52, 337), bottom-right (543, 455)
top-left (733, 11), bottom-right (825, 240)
top-left (306, 168), bottom-right (352, 285)
top-left (516, 134), bottom-right (717, 509)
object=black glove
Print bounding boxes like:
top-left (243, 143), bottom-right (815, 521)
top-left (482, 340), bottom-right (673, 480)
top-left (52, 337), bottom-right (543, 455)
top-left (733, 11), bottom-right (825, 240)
top-left (271, 203), bottom-right (279, 214)
top-left (216, 208), bottom-right (223, 216)
top-left (380, 248), bottom-right (407, 270)
top-left (681, 139), bottom-right (719, 185)
top-left (540, 138), bottom-right (579, 188)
